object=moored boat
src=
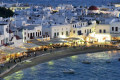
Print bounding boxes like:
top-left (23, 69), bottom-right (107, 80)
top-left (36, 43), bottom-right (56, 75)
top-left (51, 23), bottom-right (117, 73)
top-left (62, 69), bottom-right (75, 74)
top-left (82, 61), bottom-right (91, 64)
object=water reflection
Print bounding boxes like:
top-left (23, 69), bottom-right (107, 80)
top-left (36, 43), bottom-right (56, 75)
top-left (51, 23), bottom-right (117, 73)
top-left (4, 51), bottom-right (120, 80)
top-left (4, 71), bottom-right (23, 80)
top-left (48, 61), bottom-right (54, 66)
top-left (70, 56), bottom-right (78, 61)
top-left (86, 52), bottom-right (111, 60)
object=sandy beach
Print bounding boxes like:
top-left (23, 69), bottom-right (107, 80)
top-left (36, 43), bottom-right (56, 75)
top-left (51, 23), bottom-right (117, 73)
top-left (0, 46), bottom-right (117, 78)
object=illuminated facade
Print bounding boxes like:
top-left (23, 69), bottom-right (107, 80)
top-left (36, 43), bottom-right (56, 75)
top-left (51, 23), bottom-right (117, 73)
top-left (22, 24), bottom-right (42, 42)
top-left (0, 24), bottom-right (10, 46)
top-left (110, 22), bottom-right (120, 40)
top-left (43, 24), bottom-right (71, 38)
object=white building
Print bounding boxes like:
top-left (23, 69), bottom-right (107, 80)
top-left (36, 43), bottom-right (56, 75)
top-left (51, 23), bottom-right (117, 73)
top-left (70, 21), bottom-right (92, 38)
top-left (22, 24), bottom-right (42, 42)
top-left (0, 24), bottom-right (10, 46)
top-left (93, 24), bottom-right (111, 42)
top-left (110, 22), bottom-right (120, 40)
top-left (43, 24), bottom-right (71, 38)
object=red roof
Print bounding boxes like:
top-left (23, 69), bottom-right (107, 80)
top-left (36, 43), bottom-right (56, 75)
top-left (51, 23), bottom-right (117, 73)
top-left (88, 6), bottom-right (99, 10)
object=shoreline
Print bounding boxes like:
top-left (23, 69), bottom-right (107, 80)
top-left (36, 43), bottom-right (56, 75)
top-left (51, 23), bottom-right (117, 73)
top-left (0, 46), bottom-right (117, 78)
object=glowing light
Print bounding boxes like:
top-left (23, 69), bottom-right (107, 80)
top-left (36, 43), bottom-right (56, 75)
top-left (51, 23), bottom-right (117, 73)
top-left (59, 35), bottom-right (67, 38)
top-left (70, 56), bottom-right (78, 61)
top-left (48, 61), bottom-right (54, 65)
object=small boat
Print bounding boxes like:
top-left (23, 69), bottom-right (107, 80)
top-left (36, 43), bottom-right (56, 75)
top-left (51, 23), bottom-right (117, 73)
top-left (23, 60), bottom-right (32, 63)
top-left (106, 61), bottom-right (111, 63)
top-left (118, 58), bottom-right (120, 61)
top-left (82, 61), bottom-right (91, 64)
top-left (63, 69), bottom-right (75, 74)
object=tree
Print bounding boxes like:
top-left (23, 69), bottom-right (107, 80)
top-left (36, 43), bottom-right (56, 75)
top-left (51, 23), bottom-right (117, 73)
top-left (0, 7), bottom-right (14, 18)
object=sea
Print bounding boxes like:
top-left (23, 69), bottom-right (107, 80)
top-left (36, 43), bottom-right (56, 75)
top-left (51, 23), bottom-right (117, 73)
top-left (2, 0), bottom-right (120, 6)
top-left (4, 50), bottom-right (120, 80)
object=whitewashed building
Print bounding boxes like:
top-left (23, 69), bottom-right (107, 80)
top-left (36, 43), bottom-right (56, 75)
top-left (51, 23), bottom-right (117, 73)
top-left (43, 24), bottom-right (71, 38)
top-left (110, 21), bottom-right (120, 40)
top-left (21, 24), bottom-right (42, 42)
top-left (0, 23), bottom-right (12, 46)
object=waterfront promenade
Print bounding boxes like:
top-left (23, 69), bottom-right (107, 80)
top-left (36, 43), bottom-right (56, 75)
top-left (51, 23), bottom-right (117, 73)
top-left (0, 45), bottom-right (117, 78)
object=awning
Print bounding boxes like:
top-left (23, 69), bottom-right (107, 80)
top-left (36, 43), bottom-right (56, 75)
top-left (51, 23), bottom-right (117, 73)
top-left (29, 39), bottom-right (50, 46)
top-left (47, 38), bottom-right (68, 44)
top-left (21, 43), bottom-right (39, 49)
top-left (65, 38), bottom-right (80, 40)
top-left (1, 47), bottom-right (27, 55)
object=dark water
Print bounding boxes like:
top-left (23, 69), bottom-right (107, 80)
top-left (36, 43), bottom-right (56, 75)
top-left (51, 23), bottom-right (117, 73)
top-left (4, 50), bottom-right (120, 80)
top-left (2, 0), bottom-right (120, 6)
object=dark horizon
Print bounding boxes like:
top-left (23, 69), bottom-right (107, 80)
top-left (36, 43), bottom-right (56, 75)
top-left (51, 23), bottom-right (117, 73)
top-left (1, 0), bottom-right (120, 6)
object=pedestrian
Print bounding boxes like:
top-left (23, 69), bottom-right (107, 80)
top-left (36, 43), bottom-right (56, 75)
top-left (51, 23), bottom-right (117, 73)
top-left (34, 52), bottom-right (36, 56)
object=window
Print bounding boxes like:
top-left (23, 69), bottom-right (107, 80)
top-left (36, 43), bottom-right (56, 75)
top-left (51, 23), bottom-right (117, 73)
top-left (38, 32), bottom-right (39, 37)
top-left (73, 25), bottom-right (74, 27)
top-left (40, 31), bottom-right (41, 35)
top-left (28, 33), bottom-right (29, 37)
top-left (66, 31), bottom-right (68, 36)
top-left (103, 29), bottom-right (106, 33)
top-left (78, 30), bottom-right (82, 35)
top-left (115, 27), bottom-right (118, 31)
top-left (54, 33), bottom-right (56, 37)
top-left (75, 25), bottom-right (76, 28)
top-left (99, 29), bottom-right (102, 33)
top-left (87, 29), bottom-right (89, 33)
top-left (24, 37), bottom-right (26, 40)
top-left (62, 32), bottom-right (64, 35)
top-left (57, 32), bottom-right (59, 36)
top-left (33, 33), bottom-right (34, 37)
top-left (73, 30), bottom-right (75, 33)
top-left (36, 32), bottom-right (37, 36)
top-left (24, 32), bottom-right (26, 35)
top-left (90, 29), bottom-right (91, 33)
top-left (85, 30), bottom-right (86, 33)
top-left (112, 27), bottom-right (114, 31)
